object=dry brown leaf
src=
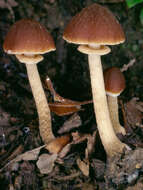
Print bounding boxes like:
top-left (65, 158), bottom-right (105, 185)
top-left (45, 77), bottom-right (65, 102)
top-left (11, 145), bottom-right (45, 163)
top-left (0, 145), bottom-right (45, 172)
top-left (45, 135), bottom-right (71, 154)
top-left (72, 132), bottom-right (91, 144)
top-left (36, 153), bottom-right (57, 174)
top-left (58, 143), bottom-right (72, 158)
top-left (58, 131), bottom-right (97, 159)
top-left (76, 158), bottom-right (89, 177)
top-left (124, 98), bottom-right (143, 129)
top-left (49, 102), bottom-right (82, 116)
top-left (15, 146), bottom-right (42, 161)
top-left (58, 113), bottom-right (81, 134)
top-left (46, 77), bottom-right (92, 116)
top-left (72, 131), bottom-right (97, 159)
top-left (49, 99), bottom-right (92, 116)
top-left (46, 77), bottom-right (92, 103)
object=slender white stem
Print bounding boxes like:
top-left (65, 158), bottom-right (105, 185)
top-left (26, 64), bottom-right (54, 143)
top-left (88, 54), bottom-right (125, 157)
top-left (107, 95), bottom-right (126, 135)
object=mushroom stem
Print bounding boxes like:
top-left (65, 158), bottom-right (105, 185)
top-left (26, 63), bottom-right (54, 143)
top-left (107, 95), bottom-right (126, 135)
top-left (88, 54), bottom-right (125, 157)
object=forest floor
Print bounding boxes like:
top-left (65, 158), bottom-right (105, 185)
top-left (0, 0), bottom-right (143, 189)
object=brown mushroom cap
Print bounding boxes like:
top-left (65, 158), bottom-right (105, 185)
top-left (3, 19), bottom-right (56, 55)
top-left (104, 67), bottom-right (125, 96)
top-left (63, 3), bottom-right (125, 46)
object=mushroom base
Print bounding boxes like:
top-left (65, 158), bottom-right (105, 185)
top-left (88, 53), bottom-right (126, 157)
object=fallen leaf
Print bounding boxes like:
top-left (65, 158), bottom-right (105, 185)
top-left (72, 132), bottom-right (89, 143)
top-left (58, 132), bottom-right (97, 159)
top-left (36, 153), bottom-right (57, 174)
top-left (45, 77), bottom-right (92, 116)
top-left (16, 146), bottom-right (42, 161)
top-left (49, 102), bottom-right (82, 116)
top-left (45, 135), bottom-right (71, 153)
top-left (58, 113), bottom-right (81, 134)
top-left (124, 98), bottom-right (143, 130)
top-left (58, 143), bottom-right (72, 158)
top-left (0, 145), bottom-right (45, 172)
top-left (76, 158), bottom-right (89, 176)
top-left (45, 77), bottom-right (65, 102)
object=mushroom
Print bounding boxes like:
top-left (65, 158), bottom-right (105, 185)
top-left (104, 67), bottom-right (126, 135)
top-left (63, 3), bottom-right (126, 157)
top-left (3, 19), bottom-right (56, 144)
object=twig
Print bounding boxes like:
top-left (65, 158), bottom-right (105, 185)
top-left (120, 59), bottom-right (136, 72)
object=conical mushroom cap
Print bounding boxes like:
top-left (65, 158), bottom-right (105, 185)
top-left (104, 67), bottom-right (126, 96)
top-left (63, 3), bottom-right (125, 45)
top-left (3, 19), bottom-right (56, 55)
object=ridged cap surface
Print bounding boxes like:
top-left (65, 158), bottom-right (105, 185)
top-left (63, 3), bottom-right (125, 45)
top-left (104, 67), bottom-right (125, 95)
top-left (3, 19), bottom-right (56, 54)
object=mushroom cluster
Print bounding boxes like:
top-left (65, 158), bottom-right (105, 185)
top-left (3, 3), bottom-right (128, 157)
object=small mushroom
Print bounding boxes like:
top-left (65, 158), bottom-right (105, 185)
top-left (3, 19), bottom-right (56, 144)
top-left (104, 67), bottom-right (126, 135)
top-left (63, 3), bottom-right (126, 157)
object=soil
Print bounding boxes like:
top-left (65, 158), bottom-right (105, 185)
top-left (0, 0), bottom-right (143, 190)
